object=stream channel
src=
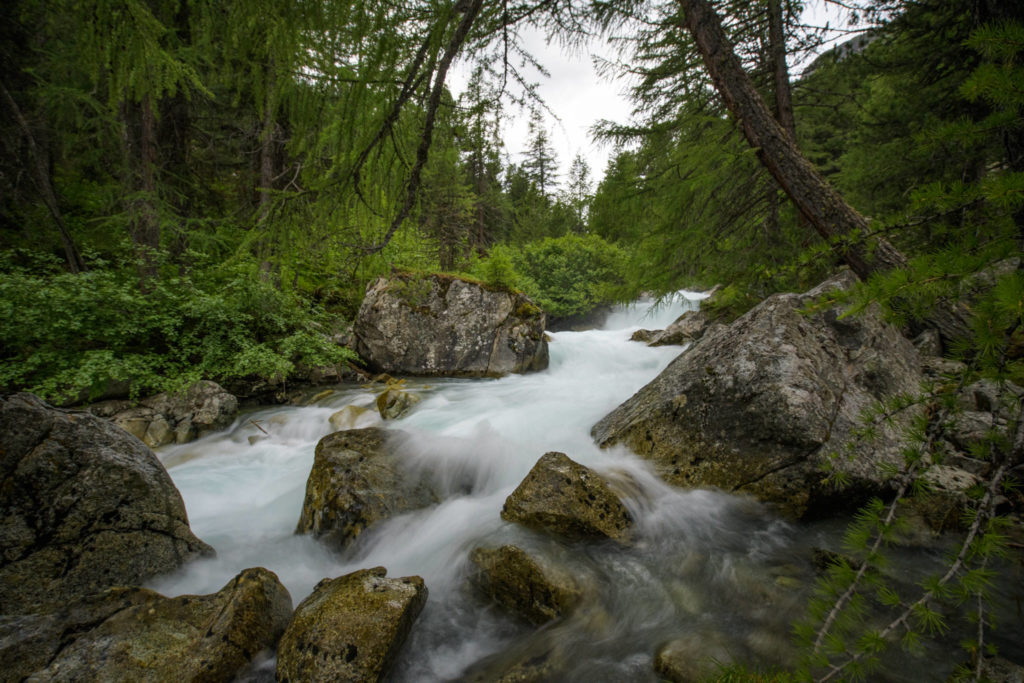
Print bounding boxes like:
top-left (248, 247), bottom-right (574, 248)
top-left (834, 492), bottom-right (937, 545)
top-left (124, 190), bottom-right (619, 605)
top-left (148, 294), bottom-right (990, 682)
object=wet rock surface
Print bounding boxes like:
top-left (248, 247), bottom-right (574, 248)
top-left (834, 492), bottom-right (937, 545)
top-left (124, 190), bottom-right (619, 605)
top-left (469, 544), bottom-right (582, 625)
top-left (276, 566), bottom-right (426, 683)
top-left (501, 452), bottom-right (634, 545)
top-left (295, 428), bottom-right (438, 550)
top-left (1, 567), bottom-right (292, 682)
top-left (0, 393), bottom-right (213, 615)
top-left (353, 272), bottom-right (548, 377)
top-left (593, 271), bottom-right (923, 517)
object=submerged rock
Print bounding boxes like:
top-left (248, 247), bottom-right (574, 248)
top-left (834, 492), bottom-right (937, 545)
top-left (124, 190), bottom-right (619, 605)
top-left (375, 385), bottom-right (421, 420)
top-left (276, 567), bottom-right (426, 683)
top-left (295, 428), bottom-right (437, 550)
top-left (328, 404), bottom-right (377, 431)
top-left (94, 379), bottom-right (238, 447)
top-left (469, 544), bottom-right (582, 625)
top-left (501, 452), bottom-right (634, 545)
top-left (593, 271), bottom-right (922, 517)
top-left (654, 631), bottom-right (736, 682)
top-left (0, 393), bottom-right (214, 615)
top-left (353, 272), bottom-right (548, 377)
top-left (2, 567), bottom-right (292, 682)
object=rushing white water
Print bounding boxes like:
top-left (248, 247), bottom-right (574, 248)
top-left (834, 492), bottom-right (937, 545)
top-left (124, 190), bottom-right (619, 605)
top-left (152, 292), bottom-right (812, 681)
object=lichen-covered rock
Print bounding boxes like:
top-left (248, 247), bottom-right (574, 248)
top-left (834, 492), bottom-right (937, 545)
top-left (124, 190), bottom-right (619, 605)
top-left (95, 380), bottom-right (238, 447)
top-left (0, 393), bottom-right (214, 615)
top-left (469, 545), bottom-right (581, 625)
top-left (501, 452), bottom-right (634, 545)
top-left (276, 567), bottom-right (426, 683)
top-left (2, 567), bottom-right (292, 682)
top-left (295, 428), bottom-right (437, 550)
top-left (592, 271), bottom-right (923, 518)
top-left (353, 273), bottom-right (548, 377)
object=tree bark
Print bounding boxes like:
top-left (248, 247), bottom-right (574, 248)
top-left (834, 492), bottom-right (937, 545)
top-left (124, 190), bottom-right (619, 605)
top-left (680, 0), bottom-right (908, 277)
top-left (0, 81), bottom-right (86, 274)
top-left (766, 0), bottom-right (796, 139)
top-left (679, 0), bottom-right (971, 344)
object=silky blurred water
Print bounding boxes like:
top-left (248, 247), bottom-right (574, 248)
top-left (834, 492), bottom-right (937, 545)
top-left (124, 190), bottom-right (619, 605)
top-left (150, 292), bottom-right (825, 681)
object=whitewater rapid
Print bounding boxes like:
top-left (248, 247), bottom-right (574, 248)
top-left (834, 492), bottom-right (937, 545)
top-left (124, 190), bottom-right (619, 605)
top-left (152, 293), bottom-right (805, 681)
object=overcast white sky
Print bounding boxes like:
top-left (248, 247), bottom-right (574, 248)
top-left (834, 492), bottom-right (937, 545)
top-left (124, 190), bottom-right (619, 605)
top-left (450, 0), bottom-right (854, 190)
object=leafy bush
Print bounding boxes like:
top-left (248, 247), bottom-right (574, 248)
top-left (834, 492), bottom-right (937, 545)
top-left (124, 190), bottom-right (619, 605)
top-left (511, 234), bottom-right (628, 319)
top-left (0, 257), bottom-right (356, 402)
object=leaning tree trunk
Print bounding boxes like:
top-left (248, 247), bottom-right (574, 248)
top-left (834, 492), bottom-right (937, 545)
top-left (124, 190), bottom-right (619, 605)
top-left (679, 0), bottom-right (971, 345)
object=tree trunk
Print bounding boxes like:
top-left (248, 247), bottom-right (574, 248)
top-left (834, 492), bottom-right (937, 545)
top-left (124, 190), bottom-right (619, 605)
top-left (0, 81), bottom-right (85, 274)
top-left (679, 0), bottom-right (971, 344)
top-left (766, 0), bottom-right (796, 139)
top-left (128, 93), bottom-right (161, 287)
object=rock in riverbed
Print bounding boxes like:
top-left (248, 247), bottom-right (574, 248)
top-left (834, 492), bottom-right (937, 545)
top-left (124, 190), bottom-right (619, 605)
top-left (276, 567), bottom-right (426, 683)
top-left (295, 428), bottom-right (437, 550)
top-left (353, 272), bottom-right (548, 377)
top-left (501, 452), bottom-right (634, 545)
top-left (594, 270), bottom-right (923, 517)
top-left (1, 567), bottom-right (292, 682)
top-left (0, 393), bottom-right (213, 615)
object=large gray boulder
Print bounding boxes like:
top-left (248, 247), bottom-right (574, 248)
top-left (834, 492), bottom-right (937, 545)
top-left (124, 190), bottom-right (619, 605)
top-left (1, 567), bottom-right (292, 682)
top-left (295, 429), bottom-right (437, 550)
top-left (276, 567), bottom-right (426, 683)
top-left (353, 273), bottom-right (548, 377)
top-left (592, 271), bottom-right (923, 517)
top-left (91, 380), bottom-right (238, 447)
top-left (0, 393), bottom-right (214, 614)
top-left (501, 452), bottom-right (634, 545)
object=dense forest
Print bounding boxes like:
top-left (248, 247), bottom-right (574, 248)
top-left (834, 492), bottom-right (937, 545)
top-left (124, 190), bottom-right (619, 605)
top-left (3, 0), bottom-right (1024, 679)
top-left (2, 0), bottom-right (1020, 403)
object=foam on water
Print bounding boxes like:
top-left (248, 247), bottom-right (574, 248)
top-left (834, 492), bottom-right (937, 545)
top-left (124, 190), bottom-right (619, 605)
top-left (152, 291), bottom-right (809, 681)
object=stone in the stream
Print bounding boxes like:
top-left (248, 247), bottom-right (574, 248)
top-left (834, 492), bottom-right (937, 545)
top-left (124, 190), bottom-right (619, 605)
top-left (295, 428), bottom-right (437, 550)
top-left (275, 567), bottom-right (426, 683)
top-left (0, 393), bottom-right (214, 615)
top-left (501, 452), bottom-right (634, 545)
top-left (328, 404), bottom-right (376, 431)
top-left (469, 544), bottom-right (582, 625)
top-left (593, 270), bottom-right (923, 517)
top-left (654, 631), bottom-right (736, 683)
top-left (375, 385), bottom-right (421, 420)
top-left (2, 567), bottom-right (293, 682)
top-left (353, 272), bottom-right (548, 377)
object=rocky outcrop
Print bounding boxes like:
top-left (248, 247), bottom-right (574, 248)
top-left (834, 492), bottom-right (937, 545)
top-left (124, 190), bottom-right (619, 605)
top-left (469, 544), bottom-right (582, 625)
top-left (91, 380), bottom-right (238, 447)
top-left (1, 567), bottom-right (292, 682)
top-left (276, 567), bottom-right (426, 683)
top-left (501, 452), bottom-right (634, 545)
top-left (0, 393), bottom-right (214, 614)
top-left (593, 271), bottom-right (923, 517)
top-left (353, 273), bottom-right (548, 377)
top-left (295, 429), bottom-right (437, 550)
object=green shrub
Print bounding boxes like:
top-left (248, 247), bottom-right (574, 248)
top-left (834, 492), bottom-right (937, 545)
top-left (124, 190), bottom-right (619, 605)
top-left (0, 257), bottom-right (356, 402)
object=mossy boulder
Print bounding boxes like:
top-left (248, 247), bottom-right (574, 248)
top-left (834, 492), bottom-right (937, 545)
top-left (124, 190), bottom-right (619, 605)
top-left (593, 271), bottom-right (923, 518)
top-left (275, 567), bottom-right (427, 683)
top-left (501, 452), bottom-right (634, 545)
top-left (353, 272), bottom-right (549, 377)
top-left (469, 544), bottom-right (582, 625)
top-left (0, 393), bottom-right (214, 615)
top-left (1, 567), bottom-right (293, 682)
top-left (295, 428), bottom-right (437, 550)
top-left (654, 630), bottom-right (736, 683)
